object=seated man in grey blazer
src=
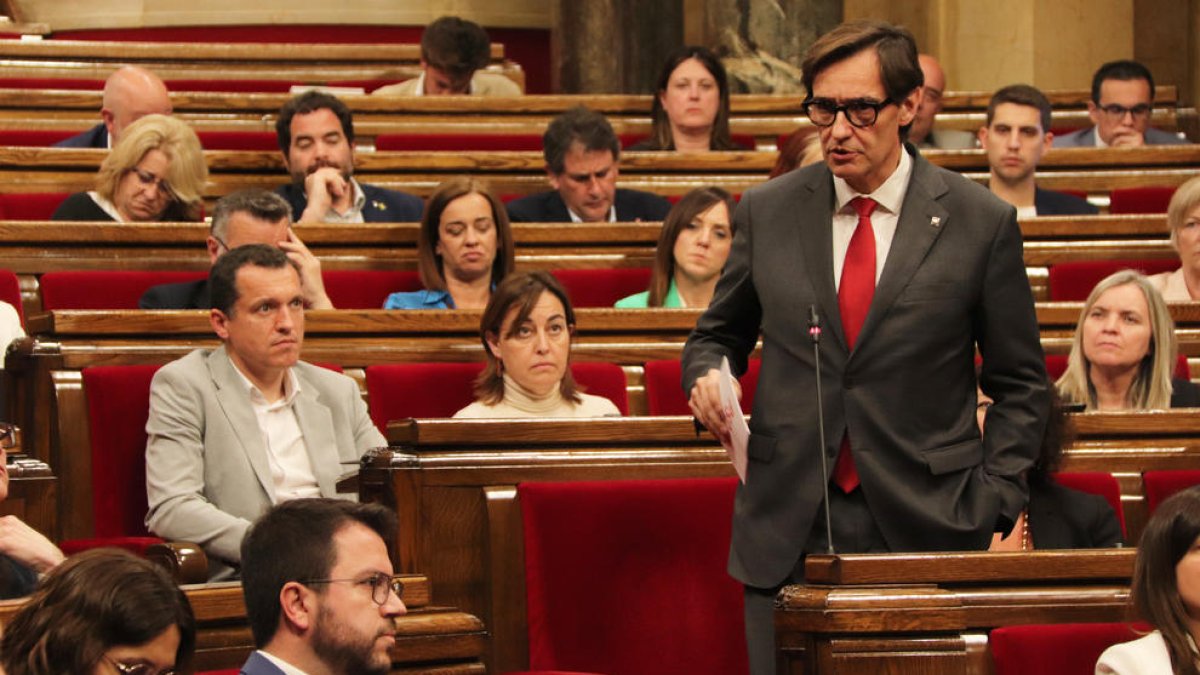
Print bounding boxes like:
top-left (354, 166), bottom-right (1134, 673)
top-left (239, 499), bottom-right (407, 675)
top-left (1053, 60), bottom-right (1187, 147)
top-left (144, 244), bottom-right (386, 580)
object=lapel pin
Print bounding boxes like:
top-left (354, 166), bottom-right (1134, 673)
top-left (372, 200), bottom-right (387, 211)
top-left (930, 216), bottom-right (941, 228)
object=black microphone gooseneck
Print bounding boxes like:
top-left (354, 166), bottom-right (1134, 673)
top-left (808, 305), bottom-right (835, 554)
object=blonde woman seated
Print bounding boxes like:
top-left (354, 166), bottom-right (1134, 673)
top-left (384, 177), bottom-right (515, 310)
top-left (1148, 175), bottom-right (1200, 301)
top-left (615, 186), bottom-right (735, 308)
top-left (455, 271), bottom-right (621, 418)
top-left (1057, 270), bottom-right (1200, 411)
top-left (1096, 485), bottom-right (1200, 674)
top-left (51, 114), bottom-right (207, 222)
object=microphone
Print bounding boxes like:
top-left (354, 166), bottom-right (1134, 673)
top-left (809, 305), bottom-right (835, 554)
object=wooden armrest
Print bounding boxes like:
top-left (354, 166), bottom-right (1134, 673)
top-left (145, 541), bottom-right (208, 584)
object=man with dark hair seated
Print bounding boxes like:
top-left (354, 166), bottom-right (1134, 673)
top-left (144, 245), bottom-right (385, 580)
top-left (239, 498), bottom-right (406, 675)
top-left (372, 15), bottom-right (521, 97)
top-left (506, 106), bottom-right (672, 223)
top-left (978, 84), bottom-right (1098, 216)
top-left (1053, 60), bottom-right (1187, 147)
top-left (140, 189), bottom-right (334, 309)
top-left (274, 91), bottom-right (424, 224)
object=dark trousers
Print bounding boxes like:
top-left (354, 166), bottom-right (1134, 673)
top-left (743, 485), bottom-right (890, 675)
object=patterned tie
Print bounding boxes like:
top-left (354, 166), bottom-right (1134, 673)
top-left (832, 196), bottom-right (877, 493)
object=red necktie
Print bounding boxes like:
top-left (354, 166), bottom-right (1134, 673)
top-left (832, 197), bottom-right (877, 493)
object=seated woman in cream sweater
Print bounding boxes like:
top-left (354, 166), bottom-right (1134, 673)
top-left (454, 271), bottom-right (621, 418)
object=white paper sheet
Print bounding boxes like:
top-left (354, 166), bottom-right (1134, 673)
top-left (719, 356), bottom-right (750, 483)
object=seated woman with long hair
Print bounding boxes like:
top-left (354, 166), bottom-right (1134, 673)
top-left (1148, 175), bottom-right (1200, 301)
top-left (1096, 485), bottom-right (1200, 674)
top-left (615, 186), bottom-right (736, 308)
top-left (0, 548), bottom-right (195, 675)
top-left (385, 176), bottom-right (515, 310)
top-left (1056, 270), bottom-right (1200, 411)
top-left (52, 114), bottom-right (207, 222)
top-left (626, 46), bottom-right (743, 153)
top-left (455, 271), bottom-right (621, 418)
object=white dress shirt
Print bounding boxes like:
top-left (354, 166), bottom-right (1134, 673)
top-left (232, 367), bottom-right (321, 502)
top-left (257, 650), bottom-right (312, 675)
top-left (831, 148), bottom-right (914, 289)
top-left (319, 178), bottom-right (368, 224)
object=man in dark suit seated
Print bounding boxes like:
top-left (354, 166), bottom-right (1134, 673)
top-left (238, 499), bottom-right (407, 675)
top-left (506, 106), bottom-right (672, 223)
top-left (274, 91), bottom-right (424, 224)
top-left (139, 189), bottom-right (333, 309)
top-left (53, 66), bottom-right (173, 149)
top-left (1052, 60), bottom-right (1187, 147)
top-left (978, 84), bottom-right (1099, 216)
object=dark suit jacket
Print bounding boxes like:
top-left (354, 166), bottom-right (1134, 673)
top-left (53, 123), bottom-right (108, 149)
top-left (682, 147), bottom-right (1049, 588)
top-left (1028, 479), bottom-right (1123, 549)
top-left (239, 651), bottom-right (287, 675)
top-left (274, 182), bottom-right (423, 223)
top-left (140, 279), bottom-right (210, 310)
top-left (506, 188), bottom-right (672, 223)
top-left (1035, 187), bottom-right (1099, 216)
top-left (1052, 125), bottom-right (1188, 147)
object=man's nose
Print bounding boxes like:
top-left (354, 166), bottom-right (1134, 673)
top-left (830, 110), bottom-right (853, 139)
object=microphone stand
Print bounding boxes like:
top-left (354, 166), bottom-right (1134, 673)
top-left (809, 305), bottom-right (835, 554)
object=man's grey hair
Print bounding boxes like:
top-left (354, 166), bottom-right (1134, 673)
top-left (210, 189), bottom-right (293, 241)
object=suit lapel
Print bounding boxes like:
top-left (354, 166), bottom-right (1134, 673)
top-left (208, 347), bottom-right (276, 501)
top-left (854, 153), bottom-right (949, 351)
top-left (796, 170), bottom-right (847, 349)
top-left (291, 369), bottom-right (342, 498)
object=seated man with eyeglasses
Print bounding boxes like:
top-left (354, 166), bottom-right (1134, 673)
top-left (239, 499), bottom-right (407, 675)
top-left (139, 189), bottom-right (334, 310)
top-left (1053, 60), bottom-right (1188, 147)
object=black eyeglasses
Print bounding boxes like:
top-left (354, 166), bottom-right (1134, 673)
top-left (127, 167), bottom-right (176, 199)
top-left (300, 572), bottom-right (404, 606)
top-left (103, 655), bottom-right (175, 675)
top-left (1097, 103), bottom-right (1152, 121)
top-left (803, 97), bottom-right (895, 128)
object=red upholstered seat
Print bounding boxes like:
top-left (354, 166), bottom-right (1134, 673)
top-left (0, 269), bottom-right (24, 327)
top-left (519, 478), bottom-right (746, 675)
top-left (550, 269), bottom-right (652, 308)
top-left (0, 130), bottom-right (76, 146)
top-left (1044, 353), bottom-right (1189, 381)
top-left (1110, 186), bottom-right (1177, 215)
top-left (643, 358), bottom-right (760, 416)
top-left (0, 192), bottom-right (71, 220)
top-left (40, 270), bottom-right (208, 310)
top-left (990, 622), bottom-right (1145, 675)
top-left (376, 133), bottom-right (545, 152)
top-left (321, 270), bottom-right (422, 309)
top-left (1053, 472), bottom-right (1126, 537)
top-left (1143, 470), bottom-right (1200, 516)
top-left (0, 77), bottom-right (105, 90)
top-left (366, 361), bottom-right (627, 431)
top-left (196, 131), bottom-right (279, 151)
top-left (1047, 259), bottom-right (1180, 301)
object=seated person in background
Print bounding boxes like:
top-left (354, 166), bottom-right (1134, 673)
top-left (455, 271), bottom-right (621, 418)
top-left (615, 186), bottom-right (735, 308)
top-left (54, 65), bottom-right (173, 149)
top-left (0, 299), bottom-right (24, 368)
top-left (140, 189), bottom-right (333, 310)
top-left (908, 54), bottom-right (976, 150)
top-left (978, 84), bottom-right (1098, 216)
top-left (1054, 60), bottom-right (1187, 147)
top-left (384, 177), bottom-right (514, 310)
top-left (769, 127), bottom-right (823, 178)
top-left (1148, 176), bottom-right (1200, 301)
top-left (0, 548), bottom-right (195, 675)
top-left (1056, 270), bottom-right (1200, 411)
top-left (981, 384), bottom-right (1123, 550)
top-left (626, 45), bottom-right (744, 153)
top-left (274, 91), bottom-right (424, 224)
top-left (506, 106), bottom-right (672, 223)
top-left (0, 428), bottom-right (64, 597)
top-left (145, 245), bottom-right (385, 579)
top-left (372, 16), bottom-right (520, 97)
top-left (52, 114), bottom-right (207, 222)
top-left (239, 499), bottom-right (406, 675)
top-left (1096, 485), bottom-right (1200, 673)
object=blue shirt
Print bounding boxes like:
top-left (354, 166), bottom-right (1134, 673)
top-left (383, 289), bottom-right (455, 310)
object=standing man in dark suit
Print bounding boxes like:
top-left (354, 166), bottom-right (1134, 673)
top-left (681, 21), bottom-right (1049, 674)
top-left (53, 66), bottom-right (173, 149)
top-left (274, 91), bottom-right (424, 224)
top-left (978, 84), bottom-right (1099, 216)
top-left (1052, 60), bottom-right (1187, 147)
top-left (506, 106), bottom-right (672, 223)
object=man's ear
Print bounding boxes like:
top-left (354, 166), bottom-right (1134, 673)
top-left (100, 108), bottom-right (116, 137)
top-left (546, 169), bottom-right (561, 191)
top-left (897, 88), bottom-right (921, 127)
top-left (1086, 100), bottom-right (1101, 126)
top-left (206, 236), bottom-right (222, 265)
top-left (977, 126), bottom-right (988, 146)
top-left (278, 581), bottom-right (316, 633)
top-left (211, 308), bottom-right (231, 340)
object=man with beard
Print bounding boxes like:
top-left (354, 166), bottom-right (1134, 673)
top-left (274, 91), bottom-right (424, 224)
top-left (239, 498), bottom-right (407, 675)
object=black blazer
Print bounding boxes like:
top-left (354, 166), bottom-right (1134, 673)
top-left (1028, 479), bottom-right (1123, 549)
top-left (53, 123), bottom-right (108, 149)
top-left (1035, 187), bottom-right (1099, 216)
top-left (140, 279), bottom-right (210, 310)
top-left (506, 188), bottom-right (672, 223)
top-left (274, 182), bottom-right (423, 223)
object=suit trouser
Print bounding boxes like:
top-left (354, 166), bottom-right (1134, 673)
top-left (742, 484), bottom-right (889, 675)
